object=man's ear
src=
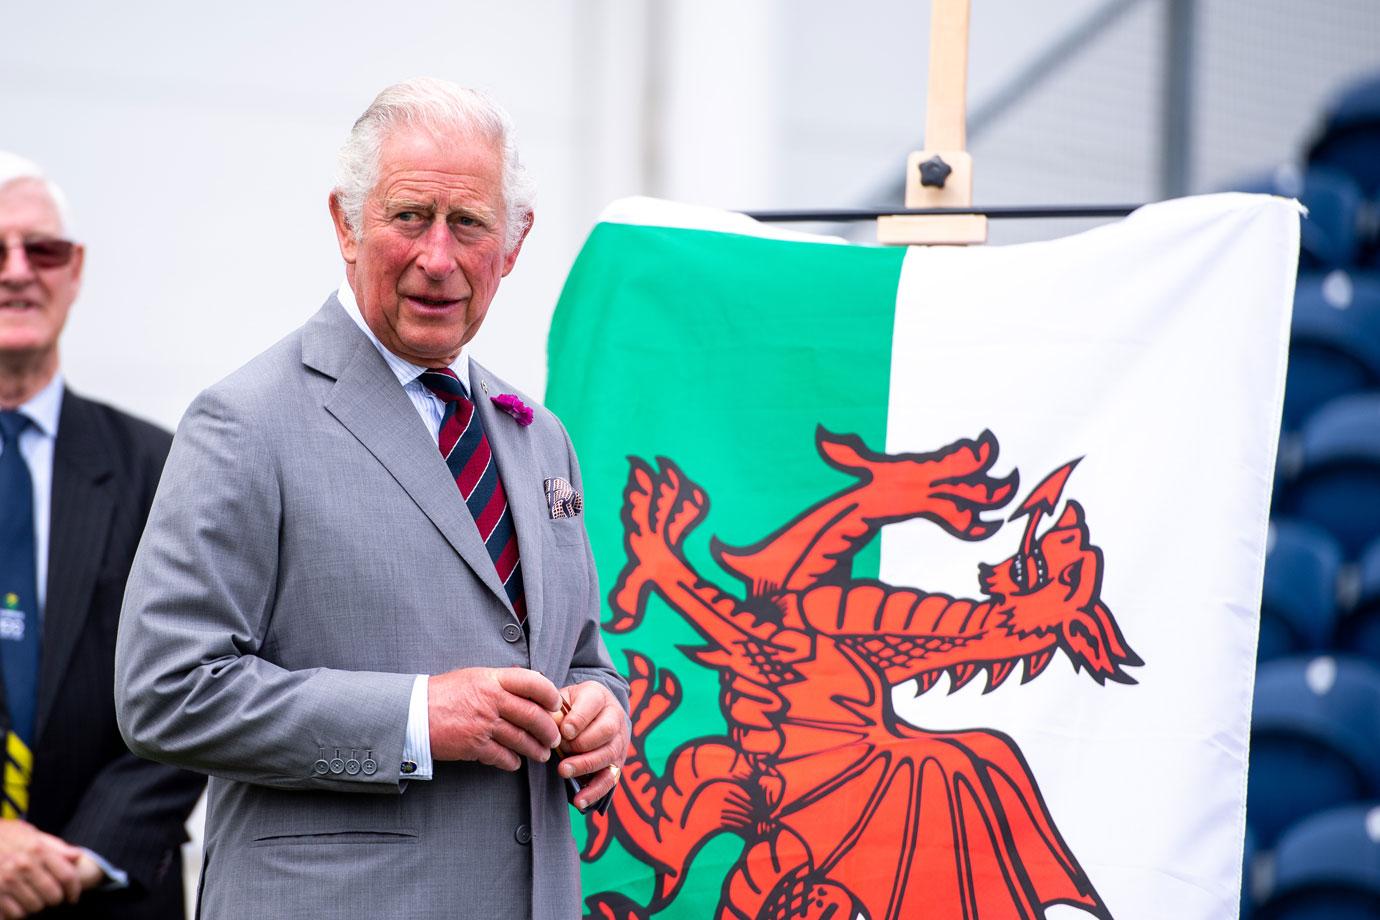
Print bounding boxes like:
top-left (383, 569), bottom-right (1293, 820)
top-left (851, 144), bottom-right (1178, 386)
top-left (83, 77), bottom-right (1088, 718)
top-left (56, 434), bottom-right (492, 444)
top-left (328, 193), bottom-right (358, 264)
top-left (68, 242), bottom-right (86, 288)
top-left (501, 210), bottom-right (533, 276)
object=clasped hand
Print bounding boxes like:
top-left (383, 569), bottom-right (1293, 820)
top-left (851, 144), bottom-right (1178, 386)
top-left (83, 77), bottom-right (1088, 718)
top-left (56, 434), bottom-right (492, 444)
top-left (428, 667), bottom-right (627, 810)
top-left (0, 821), bottom-right (103, 918)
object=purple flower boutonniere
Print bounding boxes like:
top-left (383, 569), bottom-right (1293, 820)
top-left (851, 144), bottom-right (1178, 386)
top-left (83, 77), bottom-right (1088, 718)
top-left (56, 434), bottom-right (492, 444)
top-left (491, 394), bottom-right (534, 427)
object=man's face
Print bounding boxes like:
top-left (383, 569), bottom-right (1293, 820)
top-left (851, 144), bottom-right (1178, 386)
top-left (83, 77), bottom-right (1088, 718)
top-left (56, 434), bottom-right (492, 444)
top-left (331, 126), bottom-right (529, 367)
top-left (0, 179), bottom-right (83, 365)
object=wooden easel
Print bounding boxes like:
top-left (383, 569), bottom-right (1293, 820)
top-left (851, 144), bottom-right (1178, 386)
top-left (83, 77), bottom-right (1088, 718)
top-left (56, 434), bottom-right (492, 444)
top-left (877, 0), bottom-right (988, 246)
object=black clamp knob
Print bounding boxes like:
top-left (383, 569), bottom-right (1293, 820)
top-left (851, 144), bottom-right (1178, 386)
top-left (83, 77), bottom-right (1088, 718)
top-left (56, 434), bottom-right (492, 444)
top-left (918, 155), bottom-right (953, 189)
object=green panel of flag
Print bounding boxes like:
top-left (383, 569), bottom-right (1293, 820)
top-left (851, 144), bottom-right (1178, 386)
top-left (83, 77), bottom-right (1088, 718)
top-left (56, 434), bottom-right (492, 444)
top-left (546, 220), bottom-right (903, 915)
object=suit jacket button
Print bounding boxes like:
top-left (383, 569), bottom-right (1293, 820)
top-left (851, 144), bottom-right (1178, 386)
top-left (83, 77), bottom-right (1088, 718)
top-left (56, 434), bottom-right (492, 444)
top-left (502, 623), bottom-right (522, 643)
top-left (313, 760), bottom-right (330, 775)
top-left (345, 759), bottom-right (361, 775)
top-left (514, 824), bottom-right (531, 846)
top-left (361, 759), bottom-right (378, 776)
top-left (329, 758), bottom-right (345, 774)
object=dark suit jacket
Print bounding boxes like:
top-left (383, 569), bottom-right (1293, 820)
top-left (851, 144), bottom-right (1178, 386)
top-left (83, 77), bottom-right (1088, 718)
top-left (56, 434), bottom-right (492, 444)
top-left (10, 389), bottom-right (205, 918)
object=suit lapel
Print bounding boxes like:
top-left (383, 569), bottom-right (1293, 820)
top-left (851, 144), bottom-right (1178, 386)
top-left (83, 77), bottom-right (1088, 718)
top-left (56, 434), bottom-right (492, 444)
top-left (469, 363), bottom-right (542, 638)
top-left (36, 392), bottom-right (115, 736)
top-left (305, 299), bottom-right (515, 614)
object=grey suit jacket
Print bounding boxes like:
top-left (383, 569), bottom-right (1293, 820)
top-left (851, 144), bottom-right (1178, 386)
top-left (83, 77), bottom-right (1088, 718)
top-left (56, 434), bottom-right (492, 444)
top-left (114, 296), bottom-right (627, 920)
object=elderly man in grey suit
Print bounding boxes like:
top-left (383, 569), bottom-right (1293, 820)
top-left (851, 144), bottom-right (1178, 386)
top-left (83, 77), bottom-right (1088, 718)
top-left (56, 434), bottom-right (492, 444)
top-left (114, 78), bottom-right (629, 919)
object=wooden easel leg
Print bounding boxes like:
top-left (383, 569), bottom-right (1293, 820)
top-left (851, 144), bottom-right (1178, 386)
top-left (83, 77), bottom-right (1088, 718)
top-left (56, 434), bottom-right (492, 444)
top-left (878, 0), bottom-right (988, 246)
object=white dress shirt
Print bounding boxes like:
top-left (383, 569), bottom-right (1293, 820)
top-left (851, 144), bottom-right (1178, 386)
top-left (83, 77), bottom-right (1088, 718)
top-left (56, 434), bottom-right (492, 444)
top-left (5, 372), bottom-right (63, 617)
top-left (338, 281), bottom-right (481, 783)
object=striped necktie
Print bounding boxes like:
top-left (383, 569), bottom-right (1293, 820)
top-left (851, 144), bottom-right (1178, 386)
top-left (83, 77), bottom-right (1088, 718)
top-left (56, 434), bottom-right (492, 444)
top-left (419, 370), bottom-right (526, 622)
top-left (0, 411), bottom-right (39, 818)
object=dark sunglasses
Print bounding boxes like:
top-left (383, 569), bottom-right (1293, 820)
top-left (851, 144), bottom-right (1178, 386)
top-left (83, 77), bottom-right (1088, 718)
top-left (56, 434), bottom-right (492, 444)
top-left (0, 239), bottom-right (76, 271)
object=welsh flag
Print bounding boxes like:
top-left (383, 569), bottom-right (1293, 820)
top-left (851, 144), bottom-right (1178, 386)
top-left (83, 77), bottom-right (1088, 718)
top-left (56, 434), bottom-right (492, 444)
top-left (547, 195), bottom-right (1299, 920)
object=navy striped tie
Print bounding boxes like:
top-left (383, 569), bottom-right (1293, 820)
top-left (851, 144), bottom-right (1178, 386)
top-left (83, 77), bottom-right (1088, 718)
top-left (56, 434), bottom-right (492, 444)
top-left (0, 411), bottom-right (39, 818)
top-left (419, 370), bottom-right (526, 622)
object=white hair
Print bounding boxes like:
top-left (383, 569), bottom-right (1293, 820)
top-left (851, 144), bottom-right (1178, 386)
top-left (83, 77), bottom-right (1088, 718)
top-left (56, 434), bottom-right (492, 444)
top-left (334, 78), bottom-right (535, 251)
top-left (0, 151), bottom-right (73, 233)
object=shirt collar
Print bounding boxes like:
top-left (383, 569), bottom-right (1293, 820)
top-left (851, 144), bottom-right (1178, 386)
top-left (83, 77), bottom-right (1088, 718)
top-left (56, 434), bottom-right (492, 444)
top-left (336, 279), bottom-right (471, 389)
top-left (14, 371), bottom-right (64, 438)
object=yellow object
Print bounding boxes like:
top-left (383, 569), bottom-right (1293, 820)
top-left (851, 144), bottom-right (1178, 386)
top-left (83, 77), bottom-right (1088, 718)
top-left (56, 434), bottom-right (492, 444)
top-left (2, 731), bottom-right (32, 819)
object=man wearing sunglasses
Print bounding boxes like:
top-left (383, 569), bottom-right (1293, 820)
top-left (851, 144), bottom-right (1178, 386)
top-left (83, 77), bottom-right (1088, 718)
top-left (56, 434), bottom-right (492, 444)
top-left (0, 152), bottom-right (205, 918)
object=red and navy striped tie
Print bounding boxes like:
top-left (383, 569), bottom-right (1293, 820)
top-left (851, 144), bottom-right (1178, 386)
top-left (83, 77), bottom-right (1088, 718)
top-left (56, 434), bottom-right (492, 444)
top-left (420, 369), bottom-right (526, 621)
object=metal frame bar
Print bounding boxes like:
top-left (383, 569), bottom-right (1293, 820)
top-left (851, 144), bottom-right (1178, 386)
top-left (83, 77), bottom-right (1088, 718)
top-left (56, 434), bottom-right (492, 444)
top-left (745, 204), bottom-right (1142, 223)
top-left (1160, 0), bottom-right (1197, 198)
top-left (968, 0), bottom-right (1147, 141)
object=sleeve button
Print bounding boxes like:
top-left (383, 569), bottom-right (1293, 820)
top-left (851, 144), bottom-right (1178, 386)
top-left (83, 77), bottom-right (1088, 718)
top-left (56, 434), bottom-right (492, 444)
top-left (312, 760), bottom-right (330, 775)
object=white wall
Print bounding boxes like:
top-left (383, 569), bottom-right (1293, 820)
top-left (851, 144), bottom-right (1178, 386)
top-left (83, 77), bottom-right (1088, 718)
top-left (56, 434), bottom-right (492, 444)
top-left (5, 2), bottom-right (594, 427)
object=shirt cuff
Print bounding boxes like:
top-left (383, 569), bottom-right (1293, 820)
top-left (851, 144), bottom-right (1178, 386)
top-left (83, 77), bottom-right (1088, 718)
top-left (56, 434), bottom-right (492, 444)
top-left (80, 848), bottom-right (128, 891)
top-left (401, 674), bottom-right (434, 781)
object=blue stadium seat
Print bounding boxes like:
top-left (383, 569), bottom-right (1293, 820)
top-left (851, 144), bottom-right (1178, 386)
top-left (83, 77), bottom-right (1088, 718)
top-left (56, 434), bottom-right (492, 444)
top-left (1282, 271), bottom-right (1380, 432)
top-left (1337, 537), bottom-right (1380, 664)
top-left (1279, 394), bottom-right (1380, 556)
top-left (1248, 656), bottom-right (1380, 846)
top-left (1308, 73), bottom-right (1380, 198)
top-left (1259, 521), bottom-right (1343, 661)
top-left (1254, 803), bottom-right (1380, 920)
top-left (1297, 169), bottom-right (1365, 271)
top-left (1242, 823), bottom-right (1258, 919)
top-left (1226, 166), bottom-right (1365, 270)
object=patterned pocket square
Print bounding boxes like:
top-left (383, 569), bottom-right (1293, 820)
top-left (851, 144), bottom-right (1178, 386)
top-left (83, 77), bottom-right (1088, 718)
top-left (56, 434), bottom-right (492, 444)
top-left (544, 477), bottom-right (583, 519)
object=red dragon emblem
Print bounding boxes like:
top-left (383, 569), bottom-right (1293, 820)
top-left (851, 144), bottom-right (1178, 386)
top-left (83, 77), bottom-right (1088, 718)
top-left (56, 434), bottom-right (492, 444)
top-left (582, 428), bottom-right (1142, 920)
